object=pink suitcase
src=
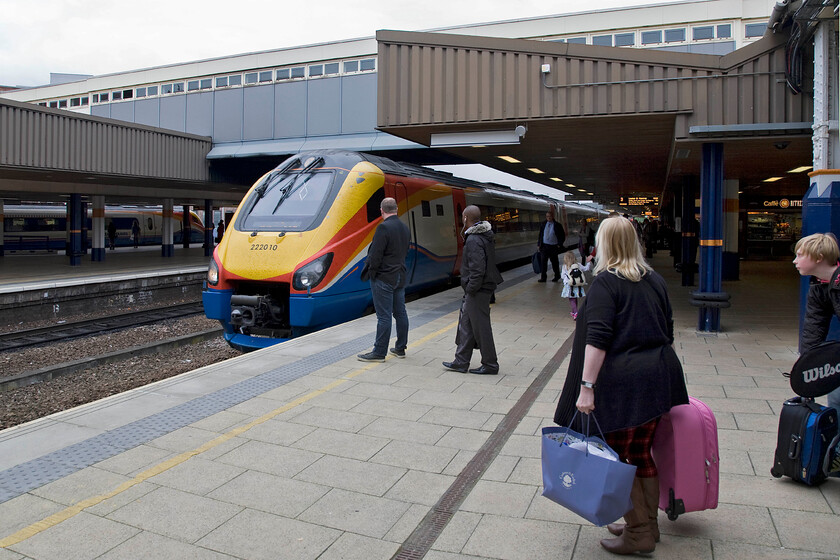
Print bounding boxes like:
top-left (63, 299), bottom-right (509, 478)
top-left (651, 396), bottom-right (719, 520)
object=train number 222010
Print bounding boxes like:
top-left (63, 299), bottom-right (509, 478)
top-left (250, 244), bottom-right (278, 251)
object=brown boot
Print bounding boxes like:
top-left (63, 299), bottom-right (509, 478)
top-left (600, 477), bottom-right (656, 555)
top-left (606, 476), bottom-right (660, 542)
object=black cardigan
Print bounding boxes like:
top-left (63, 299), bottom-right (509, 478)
top-left (554, 270), bottom-right (689, 433)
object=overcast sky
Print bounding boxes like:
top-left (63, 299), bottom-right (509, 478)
top-left (2, 0), bottom-right (654, 88)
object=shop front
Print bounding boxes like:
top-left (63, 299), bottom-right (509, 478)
top-left (740, 196), bottom-right (802, 259)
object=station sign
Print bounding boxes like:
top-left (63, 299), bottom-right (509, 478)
top-left (619, 196), bottom-right (659, 206)
top-left (743, 197), bottom-right (802, 209)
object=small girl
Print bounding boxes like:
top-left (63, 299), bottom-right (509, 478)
top-left (561, 251), bottom-right (591, 320)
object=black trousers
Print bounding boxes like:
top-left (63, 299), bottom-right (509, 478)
top-left (454, 291), bottom-right (498, 372)
top-left (539, 245), bottom-right (561, 280)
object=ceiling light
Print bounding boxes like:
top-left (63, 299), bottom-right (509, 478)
top-left (528, 168), bottom-right (545, 174)
top-left (550, 177), bottom-right (563, 182)
top-left (498, 156), bottom-right (520, 164)
top-left (577, 188), bottom-right (587, 192)
top-left (587, 192), bottom-right (594, 196)
top-left (763, 177), bottom-right (783, 182)
top-left (788, 166), bottom-right (813, 173)
top-left (566, 184), bottom-right (576, 188)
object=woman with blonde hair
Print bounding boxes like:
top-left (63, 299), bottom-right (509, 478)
top-left (553, 215), bottom-right (689, 555)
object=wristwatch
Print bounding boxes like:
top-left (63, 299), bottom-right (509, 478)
top-left (580, 381), bottom-right (596, 389)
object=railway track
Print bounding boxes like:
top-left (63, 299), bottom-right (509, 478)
top-left (0, 302), bottom-right (206, 352)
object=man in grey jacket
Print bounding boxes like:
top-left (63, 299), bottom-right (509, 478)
top-left (443, 205), bottom-right (504, 375)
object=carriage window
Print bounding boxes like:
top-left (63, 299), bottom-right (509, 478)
top-left (147, 217), bottom-right (154, 230)
top-left (436, 204), bottom-right (444, 217)
top-left (421, 201), bottom-right (431, 217)
top-left (367, 188), bottom-right (385, 223)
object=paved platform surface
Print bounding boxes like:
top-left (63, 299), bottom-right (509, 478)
top-left (0, 246), bottom-right (210, 291)
top-left (0, 253), bottom-right (838, 560)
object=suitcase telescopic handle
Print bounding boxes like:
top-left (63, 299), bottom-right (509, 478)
top-left (787, 434), bottom-right (801, 460)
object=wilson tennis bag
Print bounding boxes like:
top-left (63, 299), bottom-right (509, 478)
top-left (770, 396), bottom-right (838, 486)
top-left (788, 341), bottom-right (840, 398)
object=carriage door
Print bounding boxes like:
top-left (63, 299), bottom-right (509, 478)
top-left (394, 182), bottom-right (417, 284)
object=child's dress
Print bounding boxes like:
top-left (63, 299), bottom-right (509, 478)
top-left (561, 261), bottom-right (591, 298)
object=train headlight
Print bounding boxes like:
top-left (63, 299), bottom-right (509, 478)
top-left (293, 253), bottom-right (333, 291)
top-left (207, 259), bottom-right (220, 286)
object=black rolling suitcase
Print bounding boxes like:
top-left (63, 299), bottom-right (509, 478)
top-left (770, 397), bottom-right (838, 486)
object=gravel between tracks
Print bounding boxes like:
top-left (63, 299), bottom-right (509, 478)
top-left (0, 315), bottom-right (240, 430)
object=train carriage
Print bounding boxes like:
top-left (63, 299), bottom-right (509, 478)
top-left (2, 205), bottom-right (205, 251)
top-left (203, 150), bottom-right (604, 351)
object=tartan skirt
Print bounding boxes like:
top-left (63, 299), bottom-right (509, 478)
top-left (603, 417), bottom-right (660, 478)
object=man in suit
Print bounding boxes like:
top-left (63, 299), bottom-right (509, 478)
top-left (538, 212), bottom-right (565, 282)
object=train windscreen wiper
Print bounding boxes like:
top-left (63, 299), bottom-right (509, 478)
top-left (272, 157), bottom-right (324, 212)
top-left (254, 157), bottom-right (301, 200)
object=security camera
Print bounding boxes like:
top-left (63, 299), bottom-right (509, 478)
top-left (774, 141), bottom-right (790, 150)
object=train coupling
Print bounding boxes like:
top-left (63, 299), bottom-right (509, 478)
top-left (229, 294), bottom-right (286, 329)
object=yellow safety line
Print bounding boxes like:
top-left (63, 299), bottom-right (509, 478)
top-left (0, 317), bottom-right (461, 548)
top-left (0, 282), bottom-right (532, 548)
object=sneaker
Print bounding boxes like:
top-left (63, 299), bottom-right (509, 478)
top-left (389, 347), bottom-right (406, 358)
top-left (357, 352), bottom-right (385, 362)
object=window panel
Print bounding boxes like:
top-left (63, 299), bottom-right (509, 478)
top-left (112, 91), bottom-right (122, 100)
top-left (693, 26), bottom-right (714, 40)
top-left (136, 87), bottom-right (147, 97)
top-left (344, 60), bottom-right (359, 73)
top-left (717, 24), bottom-right (732, 38)
top-left (162, 84), bottom-right (173, 94)
top-left (592, 34), bottom-right (612, 46)
top-left (80, 97), bottom-right (89, 106)
top-left (245, 72), bottom-right (258, 84)
top-left (216, 76), bottom-right (228, 87)
top-left (228, 75), bottom-right (241, 86)
top-left (259, 71), bottom-right (272, 82)
top-left (324, 62), bottom-right (339, 75)
top-left (567, 37), bottom-right (586, 44)
top-left (200, 78), bottom-right (212, 89)
top-left (172, 82), bottom-right (184, 93)
top-left (58, 100), bottom-right (67, 108)
top-left (664, 28), bottom-right (685, 42)
top-left (641, 30), bottom-right (661, 44)
top-left (291, 66), bottom-right (305, 78)
top-left (359, 58), bottom-right (375, 71)
top-left (276, 68), bottom-right (290, 80)
top-left (614, 32), bottom-right (634, 47)
top-left (745, 23), bottom-right (765, 37)
top-left (147, 85), bottom-right (158, 95)
top-left (309, 64), bottom-right (323, 77)
top-left (188, 80), bottom-right (200, 91)
top-left (70, 97), bottom-right (80, 107)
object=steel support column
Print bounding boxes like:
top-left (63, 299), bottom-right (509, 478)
top-left (680, 177), bottom-right (696, 286)
top-left (162, 198), bottom-right (174, 257)
top-left (182, 205), bottom-right (190, 249)
top-left (698, 143), bottom-right (725, 332)
top-left (68, 194), bottom-right (83, 267)
top-left (204, 199), bottom-right (213, 257)
top-left (0, 200), bottom-right (4, 257)
top-left (91, 196), bottom-right (105, 261)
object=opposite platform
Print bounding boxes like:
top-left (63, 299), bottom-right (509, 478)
top-left (0, 255), bottom-right (837, 560)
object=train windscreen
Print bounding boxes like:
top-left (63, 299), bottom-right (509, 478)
top-left (238, 169), bottom-right (337, 232)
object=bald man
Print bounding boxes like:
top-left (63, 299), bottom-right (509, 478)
top-left (443, 205), bottom-right (503, 375)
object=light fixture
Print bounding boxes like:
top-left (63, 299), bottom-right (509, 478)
top-left (430, 125), bottom-right (526, 148)
top-left (528, 168), bottom-right (545, 174)
top-left (788, 166), bottom-right (813, 173)
top-left (577, 188), bottom-right (587, 192)
top-left (763, 177), bottom-right (783, 182)
top-left (550, 177), bottom-right (563, 182)
top-left (567, 184), bottom-right (577, 188)
top-left (497, 155), bottom-right (521, 164)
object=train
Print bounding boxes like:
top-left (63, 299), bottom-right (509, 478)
top-left (203, 150), bottom-right (606, 352)
top-left (2, 205), bottom-right (205, 252)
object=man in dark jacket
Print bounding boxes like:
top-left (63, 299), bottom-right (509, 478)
top-left (443, 205), bottom-right (504, 375)
top-left (358, 197), bottom-right (411, 362)
top-left (538, 212), bottom-right (565, 282)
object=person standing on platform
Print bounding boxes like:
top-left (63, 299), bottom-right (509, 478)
top-left (553, 215), bottom-right (688, 555)
top-left (107, 220), bottom-right (117, 250)
top-left (538, 211), bottom-right (565, 283)
top-left (793, 232), bottom-right (840, 416)
top-left (443, 205), bottom-right (503, 375)
top-left (357, 197), bottom-right (410, 362)
top-left (216, 219), bottom-right (225, 243)
top-left (131, 220), bottom-right (140, 248)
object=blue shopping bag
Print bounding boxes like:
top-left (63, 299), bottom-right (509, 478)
top-left (541, 414), bottom-right (636, 526)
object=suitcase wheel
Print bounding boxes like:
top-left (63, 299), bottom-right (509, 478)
top-left (770, 465), bottom-right (782, 478)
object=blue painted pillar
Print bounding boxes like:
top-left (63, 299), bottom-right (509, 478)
top-left (162, 198), bottom-right (174, 257)
top-left (204, 199), bottom-right (213, 257)
top-left (698, 143), bottom-right (724, 331)
top-left (91, 195), bottom-right (105, 261)
top-left (799, 171), bottom-right (840, 349)
top-left (680, 177), bottom-right (696, 286)
top-left (68, 194), bottom-right (83, 266)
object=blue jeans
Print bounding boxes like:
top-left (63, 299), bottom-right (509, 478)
top-left (371, 277), bottom-right (408, 356)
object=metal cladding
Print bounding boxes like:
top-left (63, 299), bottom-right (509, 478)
top-left (375, 30), bottom-right (813, 140)
top-left (0, 98), bottom-right (211, 181)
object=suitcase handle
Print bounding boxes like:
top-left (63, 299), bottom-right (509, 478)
top-left (788, 434), bottom-right (801, 460)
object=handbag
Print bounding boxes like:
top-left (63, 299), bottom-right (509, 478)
top-left (788, 340), bottom-right (840, 398)
top-left (541, 412), bottom-right (636, 526)
top-left (532, 251), bottom-right (542, 274)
